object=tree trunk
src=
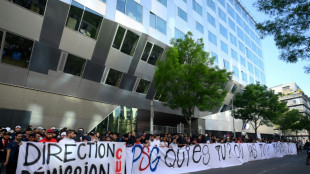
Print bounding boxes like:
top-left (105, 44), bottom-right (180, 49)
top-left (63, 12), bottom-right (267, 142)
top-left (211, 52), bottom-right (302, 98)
top-left (254, 128), bottom-right (257, 139)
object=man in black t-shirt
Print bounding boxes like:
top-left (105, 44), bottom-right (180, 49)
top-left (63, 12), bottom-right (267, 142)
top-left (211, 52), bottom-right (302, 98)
top-left (3, 132), bottom-right (23, 174)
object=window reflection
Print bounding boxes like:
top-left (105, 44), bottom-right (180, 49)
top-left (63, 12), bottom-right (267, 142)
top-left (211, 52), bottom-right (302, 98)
top-left (12, 0), bottom-right (47, 15)
top-left (66, 1), bottom-right (103, 39)
top-left (112, 26), bottom-right (140, 57)
top-left (63, 54), bottom-right (86, 77)
top-left (148, 45), bottom-right (164, 65)
top-left (136, 79), bottom-right (151, 94)
top-left (117, 0), bottom-right (143, 23)
top-left (2, 32), bottom-right (33, 69)
top-left (105, 69), bottom-right (123, 87)
top-left (141, 42), bottom-right (152, 61)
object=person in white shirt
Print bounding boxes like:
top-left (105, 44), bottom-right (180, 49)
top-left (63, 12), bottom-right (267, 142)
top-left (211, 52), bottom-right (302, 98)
top-left (160, 137), bottom-right (168, 148)
top-left (169, 138), bottom-right (178, 149)
top-left (58, 130), bottom-right (76, 143)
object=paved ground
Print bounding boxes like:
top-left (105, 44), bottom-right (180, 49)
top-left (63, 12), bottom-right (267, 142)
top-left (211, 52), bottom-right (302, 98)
top-left (188, 151), bottom-right (309, 174)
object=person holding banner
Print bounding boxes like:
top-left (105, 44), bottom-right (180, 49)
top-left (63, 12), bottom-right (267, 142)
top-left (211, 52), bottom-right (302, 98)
top-left (3, 132), bottom-right (23, 174)
top-left (38, 129), bottom-right (57, 143)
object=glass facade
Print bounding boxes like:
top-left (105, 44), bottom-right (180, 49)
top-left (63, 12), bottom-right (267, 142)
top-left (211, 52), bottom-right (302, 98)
top-left (98, 106), bottom-right (138, 135)
top-left (223, 59), bottom-right (230, 70)
top-left (219, 24), bottom-right (228, 39)
top-left (220, 41), bottom-right (228, 54)
top-left (157, 0), bottom-right (167, 7)
top-left (175, 28), bottom-right (185, 40)
top-left (218, 8), bottom-right (227, 22)
top-left (207, 0), bottom-right (216, 12)
top-left (233, 66), bottom-right (239, 78)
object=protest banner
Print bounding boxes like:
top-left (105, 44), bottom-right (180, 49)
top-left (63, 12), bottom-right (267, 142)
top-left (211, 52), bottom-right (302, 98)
top-left (16, 142), bottom-right (126, 174)
top-left (126, 142), bottom-right (297, 174)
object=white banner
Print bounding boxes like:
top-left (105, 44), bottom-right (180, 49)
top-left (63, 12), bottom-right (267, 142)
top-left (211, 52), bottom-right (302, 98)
top-left (126, 142), bottom-right (297, 174)
top-left (17, 142), bottom-right (126, 174)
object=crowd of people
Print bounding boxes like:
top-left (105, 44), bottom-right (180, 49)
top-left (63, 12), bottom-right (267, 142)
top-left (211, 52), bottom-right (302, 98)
top-left (0, 125), bottom-right (309, 173)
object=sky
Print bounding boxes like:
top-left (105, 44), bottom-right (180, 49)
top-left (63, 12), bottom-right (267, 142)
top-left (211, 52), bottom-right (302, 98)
top-left (240, 0), bottom-right (310, 95)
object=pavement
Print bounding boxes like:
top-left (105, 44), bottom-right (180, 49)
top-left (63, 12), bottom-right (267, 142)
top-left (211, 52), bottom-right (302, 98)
top-left (188, 151), bottom-right (309, 174)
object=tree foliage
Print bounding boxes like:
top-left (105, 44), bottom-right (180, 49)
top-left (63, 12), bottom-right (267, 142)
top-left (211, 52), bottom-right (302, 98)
top-left (233, 83), bottom-right (288, 136)
top-left (275, 109), bottom-right (304, 134)
top-left (255, 0), bottom-right (310, 73)
top-left (154, 32), bottom-right (231, 136)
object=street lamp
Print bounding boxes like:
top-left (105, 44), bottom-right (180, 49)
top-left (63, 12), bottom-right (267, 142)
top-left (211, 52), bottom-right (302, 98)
top-left (232, 98), bottom-right (236, 138)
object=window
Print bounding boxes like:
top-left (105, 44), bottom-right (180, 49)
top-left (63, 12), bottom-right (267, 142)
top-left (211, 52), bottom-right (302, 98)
top-left (260, 72), bottom-right (265, 84)
top-left (207, 13), bottom-right (216, 28)
top-left (248, 62), bottom-right (254, 73)
top-left (208, 31), bottom-right (217, 46)
top-left (1, 32), bottom-right (34, 69)
top-left (231, 84), bottom-right (237, 93)
top-left (240, 56), bottom-right (246, 67)
top-left (223, 59), bottom-right (230, 70)
top-left (193, 0), bottom-right (202, 16)
top-left (63, 54), bottom-right (86, 77)
top-left (105, 69), bottom-right (123, 87)
top-left (101, 0), bottom-right (106, 2)
top-left (243, 23), bottom-right (250, 35)
top-left (233, 66), bottom-right (239, 78)
top-left (235, 3), bottom-right (242, 14)
top-left (254, 67), bottom-right (260, 78)
top-left (218, 0), bottom-right (226, 7)
top-left (235, 14), bottom-right (243, 27)
top-left (211, 52), bottom-right (218, 63)
top-left (11, 0), bottom-right (47, 15)
top-left (178, 7), bottom-right (187, 22)
top-left (241, 71), bottom-right (248, 82)
top-left (230, 33), bottom-right (237, 47)
top-left (227, 4), bottom-right (235, 19)
top-left (245, 35), bottom-right (251, 47)
top-left (220, 104), bottom-right (228, 112)
top-left (196, 21), bottom-right (204, 34)
top-left (221, 41), bottom-right (228, 54)
top-left (238, 40), bottom-right (245, 53)
top-left (218, 8), bottom-right (227, 22)
top-left (66, 1), bottom-right (103, 39)
top-left (117, 0), bottom-right (143, 23)
top-left (150, 12), bottom-right (167, 34)
top-left (141, 42), bottom-right (164, 65)
top-left (135, 79), bottom-right (151, 94)
top-left (207, 0), bottom-right (216, 12)
top-left (249, 76), bottom-right (254, 84)
top-left (228, 18), bottom-right (236, 32)
top-left (157, 0), bottom-right (167, 6)
top-left (219, 24), bottom-right (228, 39)
top-left (246, 48), bottom-right (252, 61)
top-left (112, 26), bottom-right (140, 56)
top-left (231, 49), bottom-right (237, 61)
top-left (237, 27), bottom-right (244, 41)
top-left (175, 28), bottom-right (185, 40)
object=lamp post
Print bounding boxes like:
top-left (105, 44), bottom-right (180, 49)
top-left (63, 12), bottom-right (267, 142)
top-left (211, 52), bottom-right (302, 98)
top-left (150, 100), bottom-right (154, 134)
top-left (232, 98), bottom-right (236, 138)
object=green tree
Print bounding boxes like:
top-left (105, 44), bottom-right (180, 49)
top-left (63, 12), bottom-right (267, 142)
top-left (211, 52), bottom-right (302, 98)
top-left (255, 0), bottom-right (310, 73)
top-left (154, 32), bottom-right (231, 136)
top-left (275, 109), bottom-right (304, 136)
top-left (233, 83), bottom-right (288, 137)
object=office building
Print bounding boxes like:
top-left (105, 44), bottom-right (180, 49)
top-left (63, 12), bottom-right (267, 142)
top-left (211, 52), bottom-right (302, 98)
top-left (0, 0), bottom-right (266, 134)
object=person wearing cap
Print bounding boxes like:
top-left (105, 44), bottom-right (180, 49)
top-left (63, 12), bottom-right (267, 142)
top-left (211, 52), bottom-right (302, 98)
top-left (0, 131), bottom-right (12, 174)
top-left (59, 130), bottom-right (76, 144)
top-left (3, 132), bottom-right (23, 174)
top-left (39, 129), bottom-right (57, 143)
